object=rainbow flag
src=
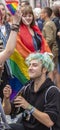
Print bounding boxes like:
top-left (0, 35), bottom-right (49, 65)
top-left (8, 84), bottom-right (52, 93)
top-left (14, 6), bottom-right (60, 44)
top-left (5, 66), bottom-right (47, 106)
top-left (5, 0), bottom-right (19, 15)
top-left (8, 24), bottom-right (51, 100)
top-left (9, 28), bottom-right (30, 100)
top-left (9, 48), bottom-right (30, 100)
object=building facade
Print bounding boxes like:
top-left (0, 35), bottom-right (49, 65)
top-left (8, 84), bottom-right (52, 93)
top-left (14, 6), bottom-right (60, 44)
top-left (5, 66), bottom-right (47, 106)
top-left (0, 0), bottom-right (59, 9)
top-left (30, 0), bottom-right (59, 8)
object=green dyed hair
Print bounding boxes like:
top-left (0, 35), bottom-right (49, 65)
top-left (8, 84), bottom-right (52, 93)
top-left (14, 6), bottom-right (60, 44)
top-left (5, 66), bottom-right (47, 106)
top-left (25, 52), bottom-right (54, 72)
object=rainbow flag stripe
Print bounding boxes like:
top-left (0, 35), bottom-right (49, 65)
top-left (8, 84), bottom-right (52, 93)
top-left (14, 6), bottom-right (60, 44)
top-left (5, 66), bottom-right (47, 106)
top-left (10, 49), bottom-right (29, 83)
top-left (5, 1), bottom-right (18, 15)
top-left (9, 48), bottom-right (30, 100)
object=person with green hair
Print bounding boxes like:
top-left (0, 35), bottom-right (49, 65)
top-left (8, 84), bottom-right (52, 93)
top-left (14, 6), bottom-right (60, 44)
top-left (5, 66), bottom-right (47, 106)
top-left (26, 52), bottom-right (54, 72)
top-left (3, 52), bottom-right (60, 130)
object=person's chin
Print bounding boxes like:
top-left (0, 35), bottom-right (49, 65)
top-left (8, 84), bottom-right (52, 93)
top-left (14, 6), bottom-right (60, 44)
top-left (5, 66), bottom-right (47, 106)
top-left (29, 75), bottom-right (36, 79)
top-left (24, 23), bottom-right (30, 26)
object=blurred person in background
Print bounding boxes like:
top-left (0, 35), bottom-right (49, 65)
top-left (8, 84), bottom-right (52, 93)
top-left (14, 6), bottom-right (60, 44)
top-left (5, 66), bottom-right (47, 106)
top-left (6, 12), bottom-right (13, 26)
top-left (0, 3), bottom-right (13, 94)
top-left (18, 0), bottom-right (30, 10)
top-left (0, 41), bottom-right (11, 101)
top-left (0, 3), bottom-right (11, 47)
top-left (40, 7), bottom-right (58, 84)
top-left (20, 0), bottom-right (30, 8)
top-left (0, 3), bottom-right (19, 104)
top-left (33, 8), bottom-right (43, 31)
top-left (0, 61), bottom-right (11, 101)
top-left (53, 1), bottom-right (60, 8)
top-left (51, 6), bottom-right (60, 88)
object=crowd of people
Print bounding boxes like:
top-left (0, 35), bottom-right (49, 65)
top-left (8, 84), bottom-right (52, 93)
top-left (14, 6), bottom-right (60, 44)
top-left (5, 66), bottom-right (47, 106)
top-left (0, 0), bottom-right (60, 130)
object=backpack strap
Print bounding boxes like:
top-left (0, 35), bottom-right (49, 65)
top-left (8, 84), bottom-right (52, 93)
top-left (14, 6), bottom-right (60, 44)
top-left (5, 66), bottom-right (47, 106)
top-left (45, 86), bottom-right (60, 130)
top-left (45, 86), bottom-right (56, 130)
top-left (45, 86), bottom-right (58, 103)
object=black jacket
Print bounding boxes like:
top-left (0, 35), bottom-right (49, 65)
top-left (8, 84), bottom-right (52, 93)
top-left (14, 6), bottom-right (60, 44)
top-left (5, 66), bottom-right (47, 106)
top-left (11, 78), bottom-right (60, 130)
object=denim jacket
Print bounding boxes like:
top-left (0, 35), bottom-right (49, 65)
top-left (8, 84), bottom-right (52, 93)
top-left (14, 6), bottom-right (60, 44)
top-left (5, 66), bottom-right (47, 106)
top-left (0, 22), bottom-right (11, 47)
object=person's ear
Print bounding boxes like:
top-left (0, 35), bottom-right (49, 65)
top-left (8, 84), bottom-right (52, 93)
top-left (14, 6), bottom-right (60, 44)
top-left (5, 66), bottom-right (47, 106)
top-left (42, 67), bottom-right (47, 74)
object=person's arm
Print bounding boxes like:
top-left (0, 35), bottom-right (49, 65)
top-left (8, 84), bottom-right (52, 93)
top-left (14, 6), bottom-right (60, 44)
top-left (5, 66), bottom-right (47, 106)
top-left (14, 95), bottom-right (54, 128)
top-left (3, 85), bottom-right (12, 115)
top-left (32, 88), bottom-right (59, 128)
top-left (3, 98), bottom-right (11, 115)
top-left (0, 10), bottom-right (22, 64)
top-left (0, 30), bottom-right (17, 64)
top-left (32, 108), bottom-right (54, 127)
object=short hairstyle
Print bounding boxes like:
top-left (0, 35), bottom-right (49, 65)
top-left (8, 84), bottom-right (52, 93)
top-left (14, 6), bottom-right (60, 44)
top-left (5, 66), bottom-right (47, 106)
top-left (25, 52), bottom-right (54, 72)
top-left (52, 7), bottom-right (60, 17)
top-left (33, 8), bottom-right (41, 19)
top-left (20, 0), bottom-right (30, 5)
top-left (44, 7), bottom-right (52, 17)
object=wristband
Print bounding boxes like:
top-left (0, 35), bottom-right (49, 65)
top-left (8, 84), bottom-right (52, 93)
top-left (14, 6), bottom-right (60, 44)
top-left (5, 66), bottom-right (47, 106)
top-left (29, 106), bottom-right (35, 114)
top-left (11, 24), bottom-right (19, 32)
top-left (27, 104), bottom-right (35, 114)
top-left (27, 104), bottom-right (33, 110)
top-left (23, 107), bottom-right (35, 121)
